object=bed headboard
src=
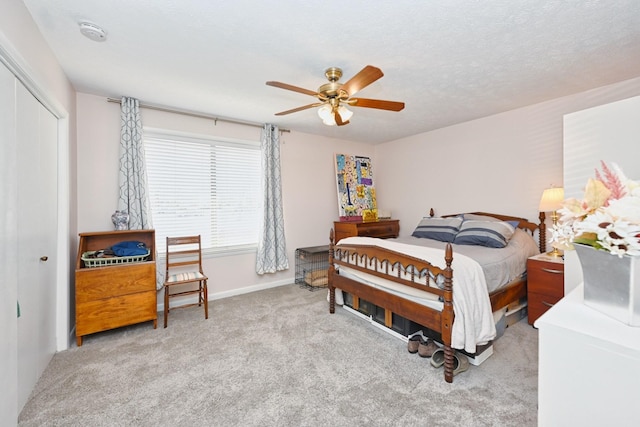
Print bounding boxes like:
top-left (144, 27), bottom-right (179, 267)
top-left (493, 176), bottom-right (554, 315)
top-left (431, 208), bottom-right (545, 253)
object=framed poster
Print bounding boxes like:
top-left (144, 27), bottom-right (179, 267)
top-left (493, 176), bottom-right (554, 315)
top-left (334, 153), bottom-right (378, 222)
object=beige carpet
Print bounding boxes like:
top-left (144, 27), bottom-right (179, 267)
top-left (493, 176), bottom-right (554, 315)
top-left (19, 284), bottom-right (538, 426)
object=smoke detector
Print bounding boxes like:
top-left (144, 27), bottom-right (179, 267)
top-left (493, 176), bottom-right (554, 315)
top-left (79, 22), bottom-right (107, 42)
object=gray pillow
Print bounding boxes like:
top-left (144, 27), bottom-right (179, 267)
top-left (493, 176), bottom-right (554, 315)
top-left (453, 220), bottom-right (516, 248)
top-left (463, 213), bottom-right (520, 229)
top-left (412, 216), bottom-right (463, 242)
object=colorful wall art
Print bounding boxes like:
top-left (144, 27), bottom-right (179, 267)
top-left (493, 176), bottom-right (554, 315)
top-left (334, 153), bottom-right (378, 222)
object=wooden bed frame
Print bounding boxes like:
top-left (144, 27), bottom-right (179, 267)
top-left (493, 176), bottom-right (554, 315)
top-left (328, 211), bottom-right (544, 383)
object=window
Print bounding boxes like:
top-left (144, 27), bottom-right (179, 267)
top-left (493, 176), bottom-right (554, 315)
top-left (144, 130), bottom-right (262, 255)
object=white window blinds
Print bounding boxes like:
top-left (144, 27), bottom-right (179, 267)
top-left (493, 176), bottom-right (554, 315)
top-left (144, 132), bottom-right (261, 254)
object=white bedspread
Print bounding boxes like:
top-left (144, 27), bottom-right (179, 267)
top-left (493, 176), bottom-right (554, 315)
top-left (393, 229), bottom-right (539, 293)
top-left (337, 236), bottom-right (496, 353)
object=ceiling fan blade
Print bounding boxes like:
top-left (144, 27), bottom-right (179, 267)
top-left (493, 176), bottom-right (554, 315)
top-left (266, 81), bottom-right (318, 97)
top-left (340, 65), bottom-right (384, 97)
top-left (349, 97), bottom-right (405, 111)
top-left (275, 102), bottom-right (324, 116)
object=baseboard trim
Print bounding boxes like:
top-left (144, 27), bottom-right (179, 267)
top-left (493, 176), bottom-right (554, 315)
top-left (156, 278), bottom-right (292, 312)
top-left (210, 279), bottom-right (293, 301)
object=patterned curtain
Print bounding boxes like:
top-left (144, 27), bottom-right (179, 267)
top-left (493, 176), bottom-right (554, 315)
top-left (118, 97), bottom-right (151, 229)
top-left (256, 124), bottom-right (289, 274)
top-left (118, 97), bottom-right (163, 289)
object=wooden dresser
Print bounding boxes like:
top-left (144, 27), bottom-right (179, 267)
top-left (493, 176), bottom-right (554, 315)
top-left (333, 219), bottom-right (400, 243)
top-left (75, 230), bottom-right (157, 346)
top-left (527, 253), bottom-right (564, 325)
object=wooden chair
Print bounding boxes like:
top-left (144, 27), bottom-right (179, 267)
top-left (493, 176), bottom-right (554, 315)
top-left (163, 235), bottom-right (208, 328)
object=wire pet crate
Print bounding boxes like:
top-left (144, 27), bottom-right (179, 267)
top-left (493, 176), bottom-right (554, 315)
top-left (295, 245), bottom-right (330, 291)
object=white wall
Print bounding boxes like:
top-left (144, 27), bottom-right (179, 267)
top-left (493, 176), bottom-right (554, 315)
top-left (76, 93), bottom-right (374, 297)
top-left (564, 95), bottom-right (640, 199)
top-left (375, 76), bottom-right (640, 244)
top-left (563, 95), bottom-right (640, 293)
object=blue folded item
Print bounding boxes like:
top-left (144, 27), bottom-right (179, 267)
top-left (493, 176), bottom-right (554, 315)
top-left (111, 241), bottom-right (148, 256)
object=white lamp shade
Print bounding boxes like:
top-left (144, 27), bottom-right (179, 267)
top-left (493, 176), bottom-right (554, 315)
top-left (539, 187), bottom-right (565, 212)
top-left (318, 105), bottom-right (352, 126)
top-left (318, 105), bottom-right (332, 122)
top-left (338, 105), bottom-right (353, 121)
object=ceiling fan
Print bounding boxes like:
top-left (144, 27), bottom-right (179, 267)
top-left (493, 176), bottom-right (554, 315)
top-left (266, 65), bottom-right (405, 126)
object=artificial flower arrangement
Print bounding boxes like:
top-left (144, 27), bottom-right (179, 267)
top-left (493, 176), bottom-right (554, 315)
top-left (550, 161), bottom-right (640, 257)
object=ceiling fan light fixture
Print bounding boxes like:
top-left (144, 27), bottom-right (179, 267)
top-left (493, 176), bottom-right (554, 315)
top-left (318, 105), bottom-right (333, 123)
top-left (318, 105), bottom-right (353, 126)
top-left (339, 105), bottom-right (353, 122)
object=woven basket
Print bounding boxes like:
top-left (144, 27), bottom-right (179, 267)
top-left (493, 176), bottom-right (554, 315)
top-left (81, 250), bottom-right (150, 268)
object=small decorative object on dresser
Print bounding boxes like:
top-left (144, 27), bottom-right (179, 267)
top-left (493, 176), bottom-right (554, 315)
top-left (549, 161), bottom-right (640, 326)
top-left (333, 219), bottom-right (399, 243)
top-left (575, 243), bottom-right (640, 326)
top-left (527, 253), bottom-right (564, 325)
top-left (111, 210), bottom-right (129, 230)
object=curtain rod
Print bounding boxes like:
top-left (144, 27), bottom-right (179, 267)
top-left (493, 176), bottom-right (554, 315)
top-left (106, 98), bottom-right (290, 133)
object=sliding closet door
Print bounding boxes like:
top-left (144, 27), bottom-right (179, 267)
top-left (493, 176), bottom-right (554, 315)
top-left (0, 61), bottom-right (19, 424)
top-left (16, 81), bottom-right (58, 411)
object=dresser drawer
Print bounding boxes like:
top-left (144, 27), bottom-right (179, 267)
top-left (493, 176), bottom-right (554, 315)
top-left (356, 222), bottom-right (399, 238)
top-left (76, 291), bottom-right (157, 336)
top-left (528, 291), bottom-right (563, 323)
top-left (76, 262), bottom-right (156, 303)
top-left (527, 259), bottom-right (564, 299)
top-left (527, 255), bottom-right (564, 324)
top-left (334, 219), bottom-right (399, 242)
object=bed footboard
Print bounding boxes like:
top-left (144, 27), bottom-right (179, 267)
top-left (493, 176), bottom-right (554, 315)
top-left (328, 228), bottom-right (457, 383)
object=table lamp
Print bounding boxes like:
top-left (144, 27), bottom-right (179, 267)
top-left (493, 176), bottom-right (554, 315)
top-left (539, 187), bottom-right (564, 257)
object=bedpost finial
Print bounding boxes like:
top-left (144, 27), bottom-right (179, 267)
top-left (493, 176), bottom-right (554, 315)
top-left (444, 243), bottom-right (453, 266)
top-left (538, 212), bottom-right (546, 253)
top-left (430, 208), bottom-right (435, 217)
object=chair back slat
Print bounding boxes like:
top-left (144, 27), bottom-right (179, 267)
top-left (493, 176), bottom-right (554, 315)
top-left (169, 260), bottom-right (201, 269)
top-left (165, 235), bottom-right (204, 277)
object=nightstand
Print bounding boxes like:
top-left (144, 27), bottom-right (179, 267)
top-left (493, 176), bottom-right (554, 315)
top-left (333, 219), bottom-right (399, 243)
top-left (527, 253), bottom-right (564, 325)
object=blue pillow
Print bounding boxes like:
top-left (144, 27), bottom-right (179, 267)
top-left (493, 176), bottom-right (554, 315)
top-left (412, 216), bottom-right (463, 242)
top-left (453, 220), bottom-right (515, 248)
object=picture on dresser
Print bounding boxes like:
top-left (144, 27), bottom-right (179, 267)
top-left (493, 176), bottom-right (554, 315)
top-left (334, 153), bottom-right (377, 222)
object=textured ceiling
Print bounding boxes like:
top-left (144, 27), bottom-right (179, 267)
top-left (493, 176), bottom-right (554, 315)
top-left (23, 0), bottom-right (640, 144)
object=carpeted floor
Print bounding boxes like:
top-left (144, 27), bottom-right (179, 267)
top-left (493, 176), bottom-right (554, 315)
top-left (19, 284), bottom-right (538, 426)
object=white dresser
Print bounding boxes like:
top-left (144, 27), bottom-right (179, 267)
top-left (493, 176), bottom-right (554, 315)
top-left (535, 284), bottom-right (640, 426)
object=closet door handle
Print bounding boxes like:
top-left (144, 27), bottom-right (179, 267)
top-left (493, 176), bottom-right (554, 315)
top-left (541, 267), bottom-right (562, 274)
top-left (40, 256), bottom-right (48, 262)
